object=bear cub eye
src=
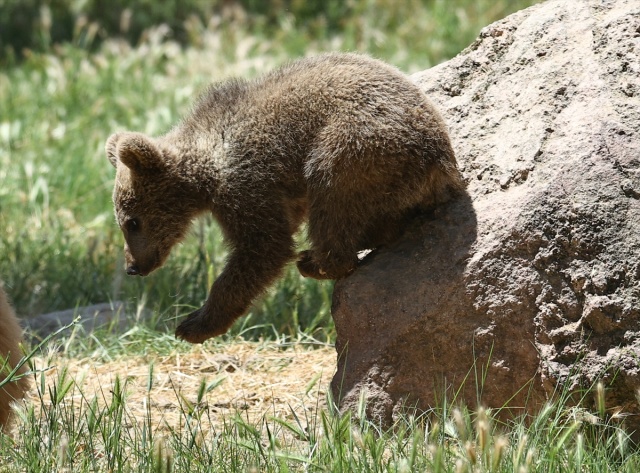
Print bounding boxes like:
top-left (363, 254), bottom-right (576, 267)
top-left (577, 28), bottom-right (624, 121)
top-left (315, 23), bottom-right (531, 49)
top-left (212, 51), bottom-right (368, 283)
top-left (125, 218), bottom-right (141, 233)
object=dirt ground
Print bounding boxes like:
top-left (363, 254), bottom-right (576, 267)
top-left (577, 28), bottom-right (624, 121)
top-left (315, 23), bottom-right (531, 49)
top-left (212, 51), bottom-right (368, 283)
top-left (25, 341), bottom-right (336, 435)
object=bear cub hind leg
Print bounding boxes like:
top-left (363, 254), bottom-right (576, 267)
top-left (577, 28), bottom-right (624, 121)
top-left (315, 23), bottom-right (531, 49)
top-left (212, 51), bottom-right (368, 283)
top-left (296, 206), bottom-right (416, 280)
top-left (296, 208), bottom-right (372, 280)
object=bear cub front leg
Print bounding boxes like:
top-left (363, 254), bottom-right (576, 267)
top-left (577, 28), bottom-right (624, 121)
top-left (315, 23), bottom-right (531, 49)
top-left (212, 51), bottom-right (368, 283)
top-left (176, 232), bottom-right (296, 343)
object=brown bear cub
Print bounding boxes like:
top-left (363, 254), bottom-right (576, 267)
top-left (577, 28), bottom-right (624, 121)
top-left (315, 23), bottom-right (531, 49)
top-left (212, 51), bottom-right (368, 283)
top-left (106, 53), bottom-right (464, 344)
top-left (0, 286), bottom-right (30, 431)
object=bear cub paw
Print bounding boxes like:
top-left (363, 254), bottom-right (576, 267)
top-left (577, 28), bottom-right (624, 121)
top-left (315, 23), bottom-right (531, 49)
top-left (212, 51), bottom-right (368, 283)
top-left (296, 250), bottom-right (355, 280)
top-left (175, 307), bottom-right (233, 344)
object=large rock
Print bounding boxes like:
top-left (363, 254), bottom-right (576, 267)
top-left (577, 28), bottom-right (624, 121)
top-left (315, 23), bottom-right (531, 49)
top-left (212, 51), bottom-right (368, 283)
top-left (331, 0), bottom-right (640, 430)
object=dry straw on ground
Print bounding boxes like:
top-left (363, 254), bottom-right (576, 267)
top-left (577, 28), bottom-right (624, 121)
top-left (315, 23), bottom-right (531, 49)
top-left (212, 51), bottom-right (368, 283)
top-left (25, 341), bottom-right (336, 435)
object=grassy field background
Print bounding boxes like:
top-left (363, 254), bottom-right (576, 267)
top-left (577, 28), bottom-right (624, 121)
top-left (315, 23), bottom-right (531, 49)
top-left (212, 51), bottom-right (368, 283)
top-left (3, 0), bottom-right (640, 471)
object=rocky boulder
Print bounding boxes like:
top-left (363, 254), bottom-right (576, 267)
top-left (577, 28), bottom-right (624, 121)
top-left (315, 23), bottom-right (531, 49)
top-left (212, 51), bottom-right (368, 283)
top-left (331, 0), bottom-right (640, 431)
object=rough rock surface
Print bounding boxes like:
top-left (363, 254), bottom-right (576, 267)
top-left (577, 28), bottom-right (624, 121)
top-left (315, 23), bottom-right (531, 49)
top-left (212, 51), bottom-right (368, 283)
top-left (331, 0), bottom-right (640, 430)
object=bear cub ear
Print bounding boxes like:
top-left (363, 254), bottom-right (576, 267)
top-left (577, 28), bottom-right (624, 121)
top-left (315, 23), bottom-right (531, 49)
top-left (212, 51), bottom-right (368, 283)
top-left (105, 132), bottom-right (164, 175)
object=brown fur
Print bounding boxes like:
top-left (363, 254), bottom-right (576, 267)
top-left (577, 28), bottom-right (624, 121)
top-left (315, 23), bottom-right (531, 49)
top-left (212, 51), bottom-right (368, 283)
top-left (0, 286), bottom-right (30, 430)
top-left (106, 53), bottom-right (464, 344)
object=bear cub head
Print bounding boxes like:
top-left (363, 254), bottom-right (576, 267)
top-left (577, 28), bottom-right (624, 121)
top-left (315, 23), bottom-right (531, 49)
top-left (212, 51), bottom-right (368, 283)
top-left (106, 132), bottom-right (200, 277)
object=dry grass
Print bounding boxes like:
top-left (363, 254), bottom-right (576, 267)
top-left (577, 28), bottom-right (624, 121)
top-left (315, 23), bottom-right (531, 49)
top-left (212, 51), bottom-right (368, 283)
top-left (26, 341), bottom-right (335, 436)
